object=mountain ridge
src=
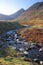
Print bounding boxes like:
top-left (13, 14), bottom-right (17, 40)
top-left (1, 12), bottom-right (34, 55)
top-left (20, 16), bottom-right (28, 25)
top-left (16, 2), bottom-right (43, 21)
top-left (15, 2), bottom-right (43, 28)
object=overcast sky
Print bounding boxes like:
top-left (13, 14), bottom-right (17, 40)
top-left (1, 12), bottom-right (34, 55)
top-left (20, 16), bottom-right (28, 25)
top-left (0, 0), bottom-right (43, 15)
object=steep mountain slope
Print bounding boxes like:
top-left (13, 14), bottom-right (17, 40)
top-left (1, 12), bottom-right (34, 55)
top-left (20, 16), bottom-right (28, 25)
top-left (0, 8), bottom-right (25, 20)
top-left (15, 2), bottom-right (43, 28)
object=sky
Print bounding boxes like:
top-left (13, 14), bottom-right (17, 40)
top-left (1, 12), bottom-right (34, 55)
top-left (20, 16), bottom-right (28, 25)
top-left (0, 0), bottom-right (43, 15)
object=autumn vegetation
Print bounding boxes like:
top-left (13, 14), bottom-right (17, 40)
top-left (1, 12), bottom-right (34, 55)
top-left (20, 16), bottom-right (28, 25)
top-left (17, 28), bottom-right (43, 46)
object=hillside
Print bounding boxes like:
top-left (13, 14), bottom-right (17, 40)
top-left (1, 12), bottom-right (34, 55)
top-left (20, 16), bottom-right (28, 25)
top-left (16, 2), bottom-right (43, 46)
top-left (0, 22), bottom-right (25, 34)
top-left (17, 28), bottom-right (43, 46)
top-left (15, 2), bottom-right (43, 28)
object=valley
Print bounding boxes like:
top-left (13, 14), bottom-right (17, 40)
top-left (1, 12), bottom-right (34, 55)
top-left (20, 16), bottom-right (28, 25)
top-left (0, 2), bottom-right (43, 65)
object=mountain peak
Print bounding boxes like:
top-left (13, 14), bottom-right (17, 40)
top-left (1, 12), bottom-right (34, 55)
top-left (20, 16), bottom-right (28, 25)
top-left (9, 8), bottom-right (25, 20)
top-left (20, 8), bottom-right (25, 10)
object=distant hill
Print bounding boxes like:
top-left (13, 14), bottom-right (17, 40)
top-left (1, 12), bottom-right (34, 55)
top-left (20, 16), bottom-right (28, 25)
top-left (0, 8), bottom-right (25, 20)
top-left (0, 14), bottom-right (11, 20)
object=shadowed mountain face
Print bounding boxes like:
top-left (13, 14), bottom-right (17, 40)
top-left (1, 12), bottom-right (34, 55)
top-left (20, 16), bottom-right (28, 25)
top-left (0, 8), bottom-right (25, 20)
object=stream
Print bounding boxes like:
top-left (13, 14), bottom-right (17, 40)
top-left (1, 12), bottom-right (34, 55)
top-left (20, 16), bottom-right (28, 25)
top-left (0, 29), bottom-right (43, 64)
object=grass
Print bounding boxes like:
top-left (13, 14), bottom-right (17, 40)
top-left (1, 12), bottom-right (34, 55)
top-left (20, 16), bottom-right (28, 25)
top-left (0, 47), bottom-right (30, 65)
top-left (0, 57), bottom-right (30, 65)
top-left (0, 56), bottom-right (40, 65)
top-left (0, 22), bottom-right (25, 34)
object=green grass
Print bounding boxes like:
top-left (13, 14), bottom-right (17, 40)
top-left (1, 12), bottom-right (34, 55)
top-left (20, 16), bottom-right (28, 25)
top-left (0, 22), bottom-right (24, 34)
top-left (0, 46), bottom-right (30, 65)
top-left (0, 56), bottom-right (30, 65)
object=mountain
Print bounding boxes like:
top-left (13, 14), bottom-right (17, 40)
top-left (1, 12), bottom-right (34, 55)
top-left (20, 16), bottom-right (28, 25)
top-left (0, 8), bottom-right (25, 20)
top-left (0, 14), bottom-right (11, 20)
top-left (9, 8), bottom-right (25, 20)
top-left (0, 2), bottom-right (43, 44)
top-left (16, 2), bottom-right (43, 46)
top-left (15, 2), bottom-right (43, 28)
